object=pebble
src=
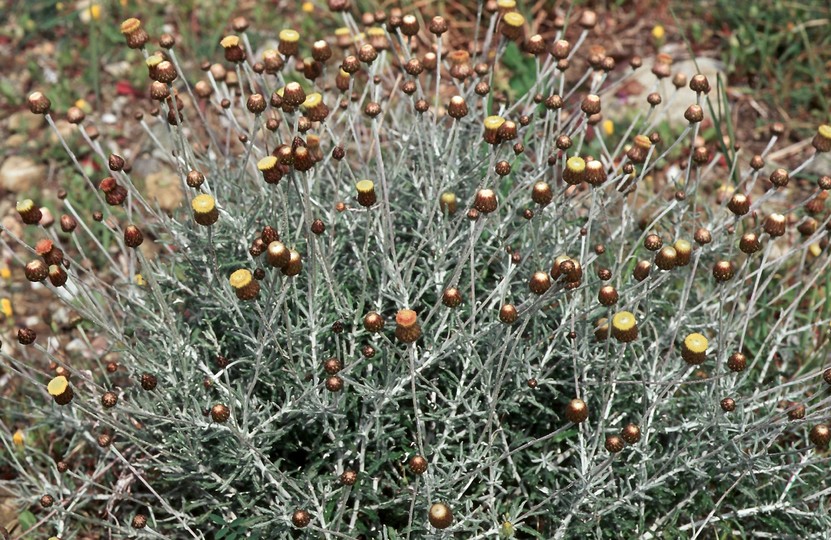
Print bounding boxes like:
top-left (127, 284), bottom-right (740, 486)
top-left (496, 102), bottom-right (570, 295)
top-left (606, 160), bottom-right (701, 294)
top-left (0, 156), bottom-right (45, 193)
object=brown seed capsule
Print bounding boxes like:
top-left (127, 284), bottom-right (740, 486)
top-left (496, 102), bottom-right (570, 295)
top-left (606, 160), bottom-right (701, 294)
top-left (494, 161), bottom-right (511, 177)
top-left (363, 312), bottom-right (385, 333)
top-left (141, 373), bottom-right (157, 391)
top-left (483, 114), bottom-right (506, 144)
top-left (326, 375), bottom-right (344, 392)
top-left (563, 156), bottom-right (586, 185)
top-left (185, 170), bottom-right (205, 188)
top-left (688, 73), bottom-right (710, 93)
top-left (414, 99), bottom-right (429, 113)
top-left (191, 194), bottom-right (219, 226)
top-left (292, 509), bottom-right (311, 528)
top-left (681, 333), bottom-right (708, 365)
top-left (48, 265), bottom-right (66, 287)
top-left (474, 189), bottom-right (498, 214)
top-left (124, 225), bottom-right (144, 248)
top-left (497, 121), bottom-right (518, 143)
top-left (282, 250), bottom-right (302, 277)
top-left (340, 469), bottom-right (358, 486)
top-left (17, 327), bottom-right (36, 345)
top-left (40, 494), bottom-right (54, 508)
top-left (597, 267), bottom-right (612, 281)
top-left (581, 94), bottom-right (601, 115)
top-left (720, 398), bottom-right (736, 412)
top-left (605, 435), bottom-right (625, 453)
top-left (684, 104), bottom-right (704, 123)
top-left (27, 91), bottom-right (51, 115)
top-left (121, 18), bottom-right (149, 49)
top-left (787, 402), bottom-right (806, 421)
top-left (823, 368), bottom-right (831, 385)
top-left (713, 260), bottom-right (734, 282)
top-left (245, 93), bottom-right (266, 114)
top-left (356, 180), bottom-right (377, 208)
top-left (739, 233), bottom-right (762, 255)
top-left (763, 213), bottom-right (786, 237)
top-left (97, 433), bottom-right (112, 448)
top-left (428, 502), bottom-right (453, 529)
top-left (621, 423), bottom-right (641, 444)
top-left (429, 15), bottom-right (448, 35)
top-left (395, 309), bottom-right (421, 343)
top-left (446, 96), bottom-right (468, 120)
top-left (25, 260), bottom-right (48, 282)
top-left (694, 228), bottom-right (712, 245)
top-left (229, 269), bottom-right (260, 300)
top-left (265, 241), bottom-right (290, 269)
top-left (630, 260), bottom-right (650, 282)
top-left (644, 234), bottom-right (663, 251)
top-left (101, 391), bottom-right (118, 409)
top-left (598, 286), bottom-right (618, 306)
top-left (442, 288), bottom-right (463, 308)
top-left (565, 398), bottom-right (589, 423)
top-left (531, 181), bottom-right (552, 206)
top-left (585, 160), bottom-right (607, 186)
top-left (769, 168), bottom-right (789, 188)
top-left (812, 125), bottom-right (831, 153)
top-left (544, 95), bottom-right (564, 112)
top-left (439, 192), bottom-right (457, 215)
top-left (655, 246), bottom-right (677, 271)
top-left (673, 240), bottom-right (692, 267)
top-left (611, 311), bottom-right (638, 343)
top-left (362, 345), bottom-right (375, 358)
top-left (210, 403), bottom-right (230, 423)
top-left (627, 135), bottom-right (651, 164)
top-left (357, 43), bottom-right (378, 65)
top-left (409, 455), bottom-right (428, 475)
top-left (16, 199), bottom-right (42, 225)
top-left (529, 272), bottom-right (551, 295)
top-left (647, 92), bottom-right (662, 106)
top-left (66, 106), bottom-right (85, 124)
top-left (60, 214), bottom-right (78, 233)
top-left (727, 193), bottom-right (750, 216)
top-left (499, 304), bottom-right (518, 324)
top-left (323, 358), bottom-right (343, 375)
top-left (809, 424), bottom-right (830, 447)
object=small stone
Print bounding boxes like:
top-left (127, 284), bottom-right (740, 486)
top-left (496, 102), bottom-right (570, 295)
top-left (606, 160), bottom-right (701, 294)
top-left (144, 170), bottom-right (184, 211)
top-left (0, 156), bottom-right (46, 193)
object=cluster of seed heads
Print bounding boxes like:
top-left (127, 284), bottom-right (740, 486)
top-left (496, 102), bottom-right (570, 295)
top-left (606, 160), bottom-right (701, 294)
top-left (4, 1), bottom-right (831, 537)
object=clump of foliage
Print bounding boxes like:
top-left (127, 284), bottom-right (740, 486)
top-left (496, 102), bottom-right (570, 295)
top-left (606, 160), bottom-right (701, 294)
top-left (2, 2), bottom-right (831, 538)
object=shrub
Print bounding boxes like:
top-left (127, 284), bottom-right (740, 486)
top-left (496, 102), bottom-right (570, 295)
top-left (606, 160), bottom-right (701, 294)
top-left (2, 3), bottom-right (831, 538)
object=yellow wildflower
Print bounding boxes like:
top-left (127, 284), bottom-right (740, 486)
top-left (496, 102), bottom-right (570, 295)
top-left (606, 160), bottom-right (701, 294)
top-left (652, 25), bottom-right (665, 41)
top-left (0, 266), bottom-right (10, 279)
top-left (1, 298), bottom-right (12, 318)
top-left (13, 429), bottom-right (25, 447)
top-left (302, 2), bottom-right (314, 13)
top-left (602, 119), bottom-right (614, 136)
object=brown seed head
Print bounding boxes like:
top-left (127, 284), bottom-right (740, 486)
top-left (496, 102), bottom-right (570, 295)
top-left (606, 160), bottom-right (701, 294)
top-left (621, 423), bottom-right (641, 444)
top-left (605, 435), bottom-right (625, 453)
top-left (408, 455), bottom-right (428, 474)
top-left (720, 398), bottom-right (736, 412)
top-left (210, 403), bottom-right (230, 423)
top-left (101, 391), bottom-right (118, 409)
top-left (428, 502), bottom-right (453, 529)
top-left (565, 398), bottom-right (589, 423)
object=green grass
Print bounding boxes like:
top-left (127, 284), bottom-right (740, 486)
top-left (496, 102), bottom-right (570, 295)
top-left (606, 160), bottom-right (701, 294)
top-left (686, 0), bottom-right (831, 133)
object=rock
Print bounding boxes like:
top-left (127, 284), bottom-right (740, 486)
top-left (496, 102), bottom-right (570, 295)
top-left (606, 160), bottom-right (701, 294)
top-left (47, 120), bottom-right (76, 145)
top-left (144, 169), bottom-right (184, 211)
top-left (0, 156), bottom-right (46, 193)
top-left (0, 216), bottom-right (23, 240)
top-left (806, 152), bottom-right (830, 176)
top-left (604, 54), bottom-right (726, 130)
top-left (5, 134), bottom-right (28, 149)
top-left (6, 110), bottom-right (44, 132)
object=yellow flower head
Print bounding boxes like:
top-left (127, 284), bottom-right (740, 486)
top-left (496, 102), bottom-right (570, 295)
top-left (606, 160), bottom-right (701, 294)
top-left (13, 429), bottom-right (25, 447)
top-left (652, 25), bottom-right (665, 40)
